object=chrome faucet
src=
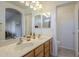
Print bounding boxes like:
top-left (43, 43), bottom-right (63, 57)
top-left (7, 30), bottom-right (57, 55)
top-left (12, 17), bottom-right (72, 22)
top-left (17, 38), bottom-right (23, 45)
top-left (38, 34), bottom-right (41, 38)
top-left (33, 33), bottom-right (35, 39)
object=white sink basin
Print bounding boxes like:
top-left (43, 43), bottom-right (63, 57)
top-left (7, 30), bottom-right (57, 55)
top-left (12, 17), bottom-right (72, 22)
top-left (15, 42), bottom-right (33, 50)
top-left (14, 38), bottom-right (39, 50)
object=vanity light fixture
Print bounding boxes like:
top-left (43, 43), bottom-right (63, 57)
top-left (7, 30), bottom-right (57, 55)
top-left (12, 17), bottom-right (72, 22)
top-left (20, 1), bottom-right (43, 11)
top-left (20, 1), bottom-right (25, 3)
top-left (43, 12), bottom-right (51, 17)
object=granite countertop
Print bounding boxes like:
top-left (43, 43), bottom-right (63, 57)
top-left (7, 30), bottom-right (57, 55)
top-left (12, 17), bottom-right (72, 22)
top-left (0, 35), bottom-right (52, 57)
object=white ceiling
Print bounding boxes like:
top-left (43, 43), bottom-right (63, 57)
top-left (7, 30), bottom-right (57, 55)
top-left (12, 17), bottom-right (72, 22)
top-left (7, 1), bottom-right (75, 14)
top-left (8, 1), bottom-right (74, 8)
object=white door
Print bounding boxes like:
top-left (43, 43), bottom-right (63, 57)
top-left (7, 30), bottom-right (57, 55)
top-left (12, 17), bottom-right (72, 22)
top-left (57, 4), bottom-right (75, 50)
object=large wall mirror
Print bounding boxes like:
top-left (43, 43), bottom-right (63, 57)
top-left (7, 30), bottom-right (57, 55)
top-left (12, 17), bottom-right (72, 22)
top-left (5, 8), bottom-right (22, 39)
top-left (42, 15), bottom-right (51, 28)
top-left (34, 13), bottom-right (51, 28)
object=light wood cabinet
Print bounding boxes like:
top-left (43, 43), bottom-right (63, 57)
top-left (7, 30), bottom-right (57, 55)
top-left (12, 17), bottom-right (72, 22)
top-left (35, 45), bottom-right (44, 57)
top-left (45, 40), bottom-right (50, 48)
top-left (23, 51), bottom-right (34, 57)
top-left (36, 52), bottom-right (44, 57)
top-left (44, 40), bottom-right (50, 57)
top-left (45, 51), bottom-right (50, 57)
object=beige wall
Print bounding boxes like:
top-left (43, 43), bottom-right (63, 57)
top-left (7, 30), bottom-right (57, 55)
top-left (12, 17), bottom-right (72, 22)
top-left (57, 4), bottom-right (75, 50)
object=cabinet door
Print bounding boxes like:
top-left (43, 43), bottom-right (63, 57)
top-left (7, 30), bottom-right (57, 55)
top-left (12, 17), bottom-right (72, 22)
top-left (35, 45), bottom-right (44, 57)
top-left (45, 51), bottom-right (50, 57)
top-left (44, 40), bottom-right (50, 57)
top-left (23, 51), bottom-right (34, 57)
top-left (36, 52), bottom-right (44, 57)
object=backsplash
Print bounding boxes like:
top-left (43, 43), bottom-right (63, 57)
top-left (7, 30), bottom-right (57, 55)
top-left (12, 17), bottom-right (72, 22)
top-left (32, 28), bottom-right (52, 36)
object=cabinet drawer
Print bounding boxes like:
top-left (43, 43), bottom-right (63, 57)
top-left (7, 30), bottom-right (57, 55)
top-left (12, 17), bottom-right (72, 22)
top-left (24, 51), bottom-right (34, 57)
top-left (45, 41), bottom-right (50, 48)
top-left (35, 45), bottom-right (44, 56)
top-left (45, 45), bottom-right (50, 57)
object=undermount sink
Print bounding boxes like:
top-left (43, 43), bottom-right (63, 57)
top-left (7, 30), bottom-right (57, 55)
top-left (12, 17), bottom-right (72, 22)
top-left (14, 37), bottom-right (39, 50)
top-left (15, 42), bottom-right (33, 50)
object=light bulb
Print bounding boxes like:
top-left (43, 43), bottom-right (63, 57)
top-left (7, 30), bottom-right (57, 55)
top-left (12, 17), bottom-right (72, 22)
top-left (20, 1), bottom-right (25, 3)
top-left (25, 2), bottom-right (29, 6)
top-left (43, 13), bottom-right (46, 16)
top-left (33, 7), bottom-right (36, 10)
top-left (36, 1), bottom-right (39, 4)
top-left (36, 1), bottom-right (39, 6)
top-left (32, 0), bottom-right (36, 3)
top-left (30, 5), bottom-right (33, 8)
top-left (47, 12), bottom-right (50, 16)
top-left (39, 4), bottom-right (42, 9)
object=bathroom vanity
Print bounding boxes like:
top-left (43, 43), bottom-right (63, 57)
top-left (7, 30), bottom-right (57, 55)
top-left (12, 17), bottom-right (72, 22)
top-left (0, 35), bottom-right (53, 57)
top-left (23, 38), bottom-right (52, 57)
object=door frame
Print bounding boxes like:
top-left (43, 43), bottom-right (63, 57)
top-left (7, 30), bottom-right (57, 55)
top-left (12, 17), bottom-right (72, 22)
top-left (56, 2), bottom-right (78, 56)
top-left (74, 2), bottom-right (79, 57)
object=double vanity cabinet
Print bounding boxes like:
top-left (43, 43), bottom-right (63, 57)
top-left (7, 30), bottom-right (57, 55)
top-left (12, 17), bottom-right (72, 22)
top-left (23, 39), bottom-right (52, 57)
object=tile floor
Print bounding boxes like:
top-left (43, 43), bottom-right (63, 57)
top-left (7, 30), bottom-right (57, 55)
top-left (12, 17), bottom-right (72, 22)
top-left (58, 47), bottom-right (75, 57)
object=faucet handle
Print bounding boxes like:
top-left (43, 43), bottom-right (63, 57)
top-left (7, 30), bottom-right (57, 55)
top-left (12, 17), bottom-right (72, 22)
top-left (16, 38), bottom-right (23, 45)
top-left (30, 32), bottom-right (32, 36)
top-left (38, 34), bottom-right (41, 38)
top-left (23, 35), bottom-right (26, 37)
top-left (19, 37), bottom-right (23, 42)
